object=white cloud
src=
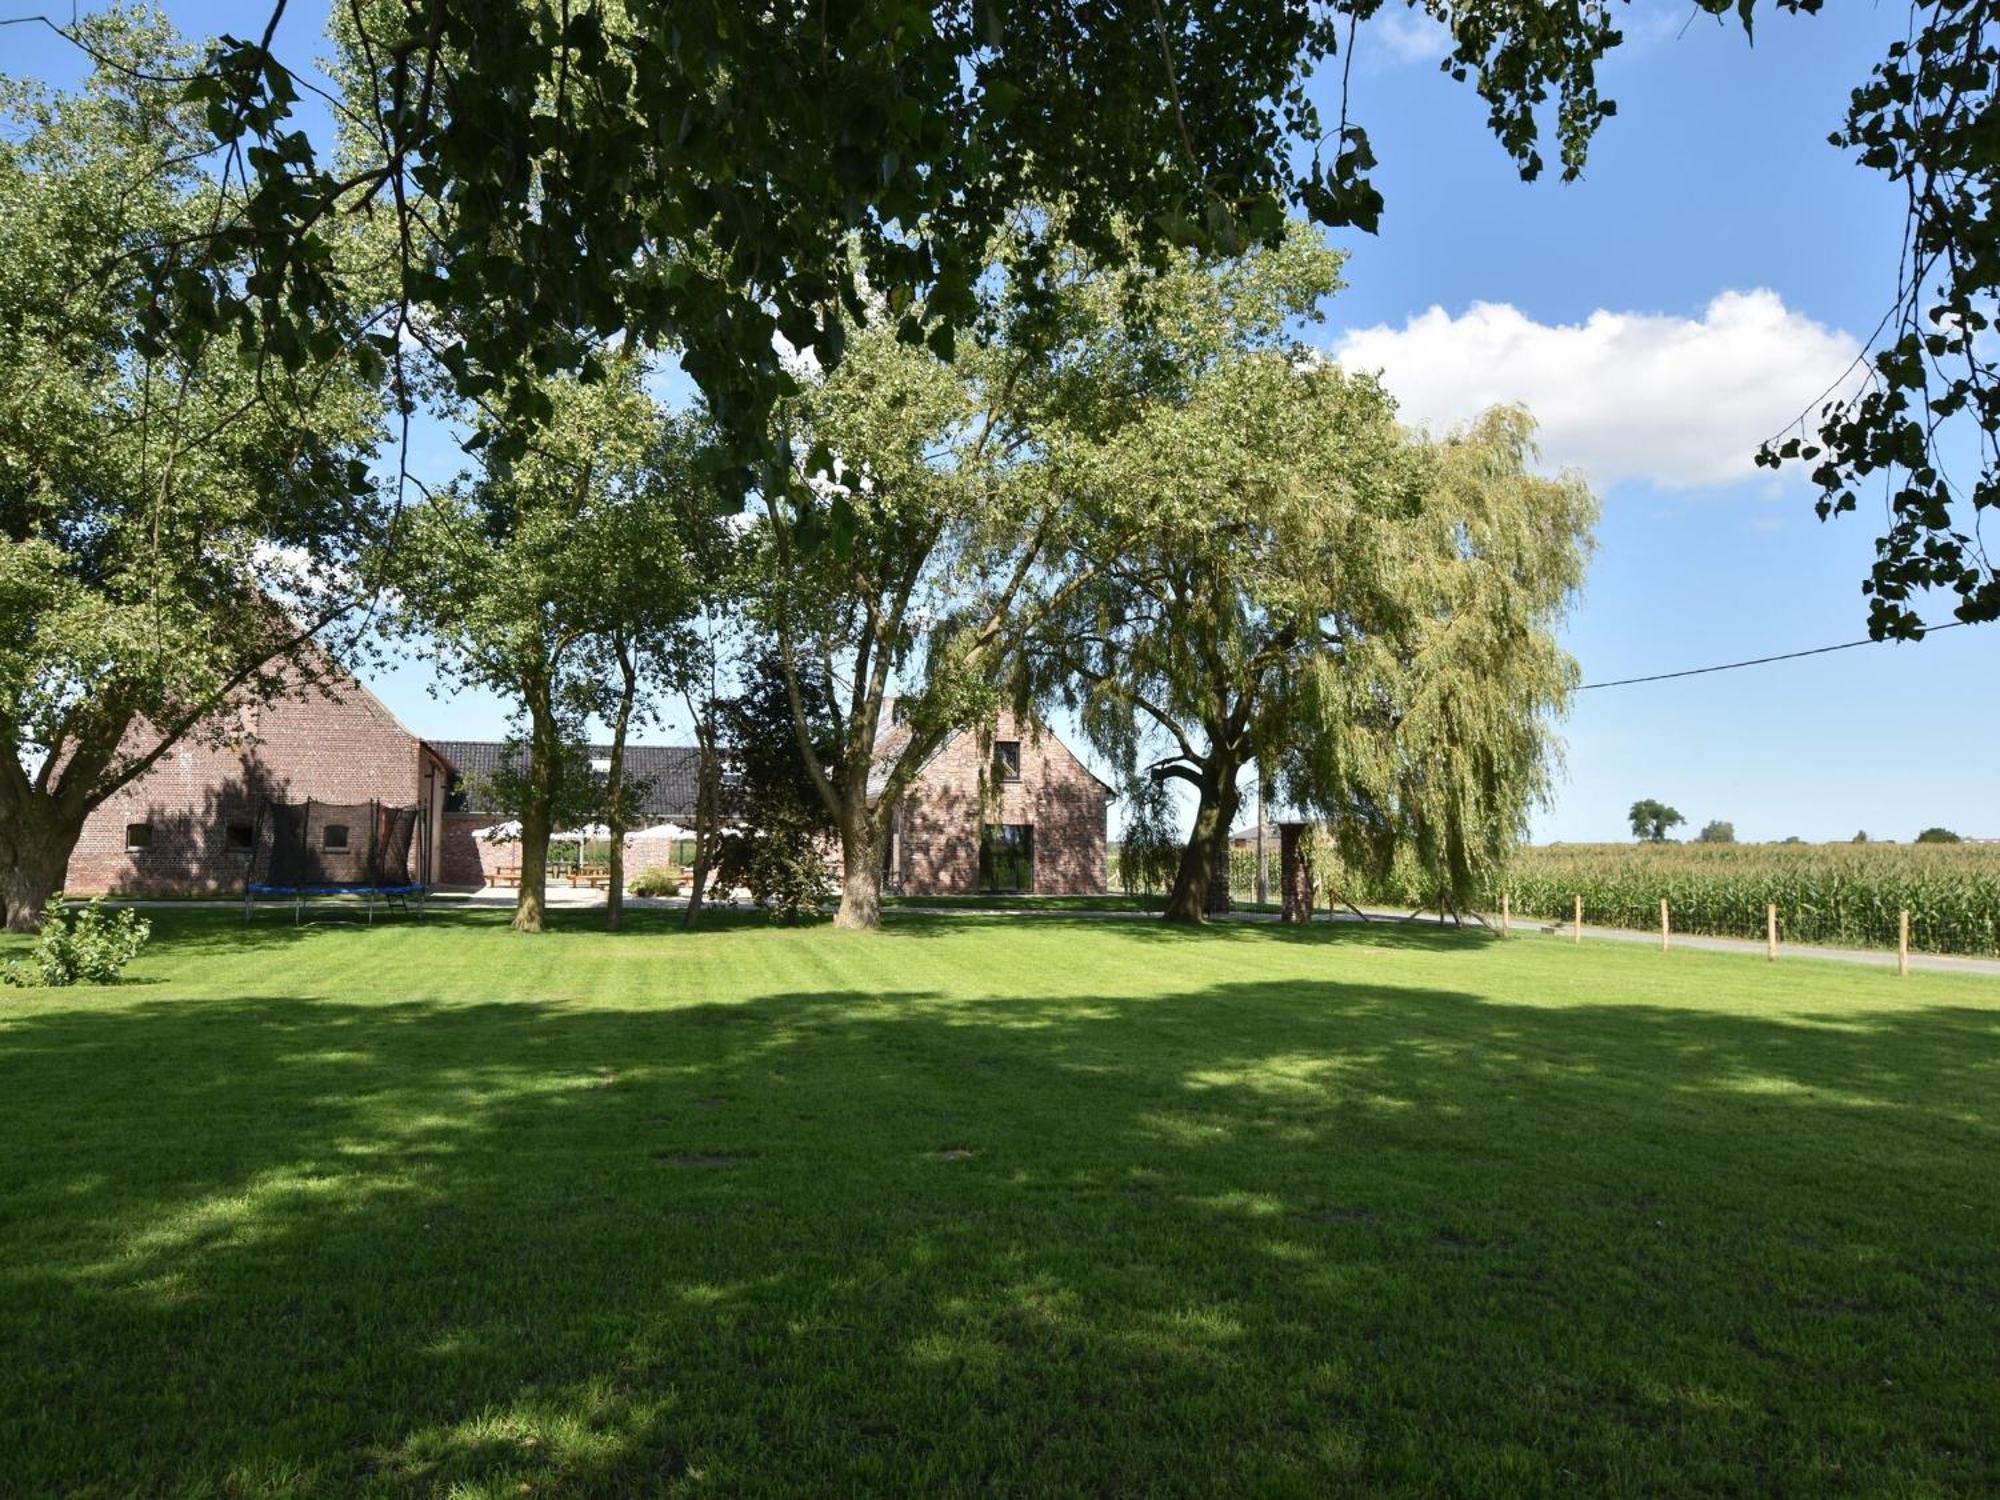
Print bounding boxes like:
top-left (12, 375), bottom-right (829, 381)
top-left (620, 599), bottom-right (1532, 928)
top-left (1330, 290), bottom-right (1861, 489)
top-left (1368, 8), bottom-right (1451, 64)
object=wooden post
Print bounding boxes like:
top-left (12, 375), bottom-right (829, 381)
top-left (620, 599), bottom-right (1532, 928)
top-left (1572, 894), bottom-right (1582, 944)
top-left (1500, 892), bottom-right (1510, 937)
top-left (1899, 910), bottom-right (1910, 977)
top-left (1766, 903), bottom-right (1778, 962)
top-left (1660, 897), bottom-right (1670, 952)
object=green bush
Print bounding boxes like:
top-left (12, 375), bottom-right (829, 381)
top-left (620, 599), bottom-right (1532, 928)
top-left (630, 866), bottom-right (682, 898)
top-left (3, 898), bottom-right (151, 987)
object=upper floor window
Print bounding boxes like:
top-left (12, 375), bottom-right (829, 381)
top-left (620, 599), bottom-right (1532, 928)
top-left (124, 823), bottom-right (152, 852)
top-left (322, 824), bottom-right (350, 851)
top-left (993, 740), bottom-right (1021, 782)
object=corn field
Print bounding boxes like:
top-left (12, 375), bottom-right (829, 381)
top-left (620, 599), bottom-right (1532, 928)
top-left (1302, 842), bottom-right (2000, 957)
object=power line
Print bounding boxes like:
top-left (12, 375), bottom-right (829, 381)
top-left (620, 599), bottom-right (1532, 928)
top-left (1578, 620), bottom-right (1971, 691)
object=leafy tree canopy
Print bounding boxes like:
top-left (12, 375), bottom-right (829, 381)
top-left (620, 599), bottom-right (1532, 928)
top-left (0, 13), bottom-right (387, 930)
top-left (1915, 826), bottom-right (1963, 843)
top-left (1628, 799), bottom-right (1685, 843)
top-left (1696, 819), bottom-right (1737, 844)
top-left (110, 0), bottom-right (1994, 634)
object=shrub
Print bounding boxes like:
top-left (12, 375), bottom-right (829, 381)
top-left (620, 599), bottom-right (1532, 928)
top-left (3, 898), bottom-right (151, 987)
top-left (630, 866), bottom-right (682, 898)
top-left (1916, 827), bottom-right (1962, 845)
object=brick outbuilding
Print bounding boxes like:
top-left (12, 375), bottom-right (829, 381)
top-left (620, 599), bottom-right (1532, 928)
top-left (67, 671), bottom-right (454, 896)
top-left (884, 710), bottom-right (1111, 896)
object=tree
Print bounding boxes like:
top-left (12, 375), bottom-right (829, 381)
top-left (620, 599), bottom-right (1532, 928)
top-left (714, 652), bottom-right (839, 925)
top-left (0, 18), bottom-right (387, 931)
top-left (1756, 3), bottom-right (2000, 634)
top-left (1852, 829), bottom-right (1870, 844)
top-left (1042, 233), bottom-right (1592, 922)
top-left (751, 226), bottom-right (1136, 930)
top-left (1916, 826), bottom-right (1963, 844)
top-left (140, 0), bottom-right (1996, 637)
top-left (1629, 800), bottom-right (1685, 843)
top-left (390, 365), bottom-right (708, 932)
top-left (1697, 820), bottom-right (1737, 844)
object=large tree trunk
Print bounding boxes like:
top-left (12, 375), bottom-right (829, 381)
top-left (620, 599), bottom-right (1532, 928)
top-left (0, 800), bottom-right (79, 934)
top-left (682, 707), bottom-right (721, 931)
top-left (1163, 752), bottom-right (1242, 925)
top-left (834, 814), bottom-right (882, 931)
top-left (605, 642), bottom-right (638, 934)
top-left (513, 697), bottom-right (561, 934)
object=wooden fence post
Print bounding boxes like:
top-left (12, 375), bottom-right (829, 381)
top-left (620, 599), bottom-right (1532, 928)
top-left (1660, 897), bottom-right (1670, 953)
top-left (1767, 903), bottom-right (1778, 962)
top-left (1899, 910), bottom-right (1910, 977)
top-left (1500, 892), bottom-right (1510, 938)
top-left (1572, 894), bottom-right (1582, 945)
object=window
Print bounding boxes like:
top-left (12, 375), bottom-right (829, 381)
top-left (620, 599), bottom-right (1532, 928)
top-left (993, 740), bottom-right (1021, 782)
top-left (978, 823), bottom-right (1033, 892)
top-left (224, 820), bottom-right (256, 853)
top-left (322, 824), bottom-right (350, 851)
top-left (124, 823), bottom-right (152, 853)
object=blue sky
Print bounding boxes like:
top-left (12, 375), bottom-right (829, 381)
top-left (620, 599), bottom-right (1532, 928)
top-left (12, 4), bottom-right (1995, 843)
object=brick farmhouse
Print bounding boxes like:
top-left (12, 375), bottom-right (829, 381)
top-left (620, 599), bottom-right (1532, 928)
top-left (64, 684), bottom-right (1110, 898)
top-left (881, 709), bottom-right (1111, 895)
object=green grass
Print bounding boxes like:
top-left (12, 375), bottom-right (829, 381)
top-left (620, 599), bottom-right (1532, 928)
top-left (3, 910), bottom-right (1997, 1496)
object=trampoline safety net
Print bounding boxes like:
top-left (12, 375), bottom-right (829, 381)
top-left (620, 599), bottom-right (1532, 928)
top-left (256, 799), bottom-right (420, 888)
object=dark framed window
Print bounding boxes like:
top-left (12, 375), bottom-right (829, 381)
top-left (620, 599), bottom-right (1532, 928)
top-left (224, 820), bottom-right (256, 853)
top-left (979, 823), bottom-right (1033, 892)
top-left (322, 824), bottom-right (350, 851)
top-left (993, 740), bottom-right (1021, 782)
top-left (124, 823), bottom-right (152, 852)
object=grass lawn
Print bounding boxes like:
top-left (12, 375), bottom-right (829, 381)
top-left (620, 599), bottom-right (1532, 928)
top-left (3, 911), bottom-right (1996, 1496)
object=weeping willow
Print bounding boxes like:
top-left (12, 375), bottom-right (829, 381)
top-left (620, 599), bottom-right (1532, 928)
top-left (1052, 357), bottom-right (1593, 922)
top-left (1276, 406), bottom-right (1596, 914)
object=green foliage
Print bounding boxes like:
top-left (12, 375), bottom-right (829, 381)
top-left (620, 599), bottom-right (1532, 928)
top-left (1628, 800), bottom-right (1686, 843)
top-left (629, 867), bottom-right (681, 899)
top-left (1696, 820), bottom-right (1737, 845)
top-left (1754, 0), bottom-right (2000, 632)
top-left (2, 898), bottom-right (150, 987)
top-left (0, 13), bottom-right (387, 924)
top-left (1916, 827), bottom-right (1963, 844)
top-left (1114, 781), bottom-right (1181, 899)
top-left (714, 652), bottom-right (838, 925)
top-left (727, 813), bottom-right (833, 925)
top-left (180, 0), bottom-right (1652, 472)
top-left (1341, 841), bottom-right (2000, 956)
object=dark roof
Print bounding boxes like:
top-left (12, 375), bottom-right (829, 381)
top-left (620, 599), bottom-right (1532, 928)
top-left (430, 739), bottom-right (700, 820)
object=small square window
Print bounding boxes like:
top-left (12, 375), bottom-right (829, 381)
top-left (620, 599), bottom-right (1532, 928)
top-left (124, 823), bottom-right (152, 852)
top-left (993, 740), bottom-right (1021, 781)
top-left (322, 824), bottom-right (350, 851)
top-left (225, 820), bottom-right (256, 853)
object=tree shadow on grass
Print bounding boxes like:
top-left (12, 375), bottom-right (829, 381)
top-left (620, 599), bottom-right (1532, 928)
top-left (1, 956), bottom-right (1996, 1495)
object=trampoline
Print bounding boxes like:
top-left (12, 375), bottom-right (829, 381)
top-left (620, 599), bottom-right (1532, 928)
top-left (243, 799), bottom-right (428, 924)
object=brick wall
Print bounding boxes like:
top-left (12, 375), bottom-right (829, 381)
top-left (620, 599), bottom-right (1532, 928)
top-left (894, 711), bottom-right (1108, 895)
top-left (68, 674), bottom-right (441, 896)
top-left (438, 815), bottom-right (518, 887)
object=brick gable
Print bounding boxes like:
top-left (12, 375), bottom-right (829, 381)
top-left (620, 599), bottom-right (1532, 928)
top-left (67, 668), bottom-right (448, 896)
top-left (891, 711), bottom-right (1108, 895)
